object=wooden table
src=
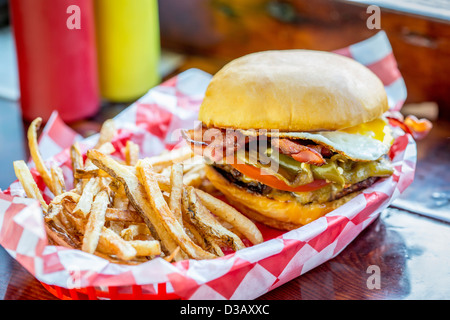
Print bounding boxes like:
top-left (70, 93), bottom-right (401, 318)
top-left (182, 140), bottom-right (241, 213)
top-left (1, 111), bottom-right (449, 300)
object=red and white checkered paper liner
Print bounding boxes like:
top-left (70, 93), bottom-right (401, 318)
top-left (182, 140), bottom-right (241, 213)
top-left (0, 31), bottom-right (415, 300)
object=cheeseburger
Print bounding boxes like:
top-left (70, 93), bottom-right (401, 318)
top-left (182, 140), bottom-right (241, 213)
top-left (183, 50), bottom-right (394, 230)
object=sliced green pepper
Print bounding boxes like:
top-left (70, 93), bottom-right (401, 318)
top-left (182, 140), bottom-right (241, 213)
top-left (311, 161), bottom-right (346, 187)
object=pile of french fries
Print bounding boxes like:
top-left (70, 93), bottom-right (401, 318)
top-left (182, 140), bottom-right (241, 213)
top-left (13, 118), bottom-right (263, 264)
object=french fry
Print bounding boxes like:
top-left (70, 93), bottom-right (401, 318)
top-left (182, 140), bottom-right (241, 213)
top-left (96, 141), bottom-right (115, 154)
top-left (107, 220), bottom-right (126, 235)
top-left (45, 193), bottom-right (82, 247)
top-left (62, 208), bottom-right (86, 235)
top-left (27, 118), bottom-right (55, 195)
top-left (51, 166), bottom-right (66, 196)
top-left (19, 117), bottom-right (265, 265)
top-left (181, 161), bottom-right (203, 174)
top-left (112, 184), bottom-right (129, 210)
top-left (168, 163), bottom-right (183, 225)
top-left (196, 178), bottom-right (219, 195)
top-left (205, 237), bottom-right (225, 257)
top-left (184, 163), bottom-right (205, 175)
top-left (57, 205), bottom-right (79, 238)
top-left (97, 227), bottom-right (137, 261)
top-left (82, 141), bottom-right (116, 172)
top-left (75, 167), bottom-right (111, 180)
top-left (87, 149), bottom-right (188, 261)
top-left (164, 246), bottom-right (181, 262)
top-left (95, 119), bottom-right (115, 148)
top-left (128, 240), bottom-right (161, 256)
top-left (136, 158), bottom-right (216, 260)
top-left (56, 197), bottom-right (85, 235)
top-left (120, 224), bottom-right (150, 240)
top-left (144, 145), bottom-right (193, 172)
top-left (82, 190), bottom-right (109, 254)
top-left (159, 166), bottom-right (172, 177)
top-left (112, 195), bottom-right (129, 210)
top-left (184, 217), bottom-right (224, 256)
top-left (105, 208), bottom-right (144, 223)
top-left (183, 219), bottom-right (207, 249)
top-left (45, 223), bottom-right (78, 249)
top-left (13, 160), bottom-right (48, 213)
top-left (195, 189), bottom-right (264, 245)
top-left (45, 203), bottom-right (64, 228)
top-left (124, 140), bottom-right (139, 166)
top-left (184, 186), bottom-right (245, 251)
top-left (70, 142), bottom-right (84, 186)
top-left (50, 191), bottom-right (81, 205)
top-left (45, 191), bottom-right (80, 223)
top-left (181, 163), bottom-right (206, 188)
top-left (73, 177), bottom-right (102, 217)
top-left (183, 170), bottom-right (204, 188)
top-left (154, 172), bottom-right (263, 245)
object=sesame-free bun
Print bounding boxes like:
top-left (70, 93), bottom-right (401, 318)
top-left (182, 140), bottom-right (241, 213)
top-left (199, 50), bottom-right (388, 132)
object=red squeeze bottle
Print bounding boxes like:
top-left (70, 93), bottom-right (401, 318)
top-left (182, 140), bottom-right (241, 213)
top-left (9, 0), bottom-right (99, 123)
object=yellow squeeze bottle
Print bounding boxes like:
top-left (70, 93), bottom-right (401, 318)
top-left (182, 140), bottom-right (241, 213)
top-left (94, 0), bottom-right (160, 102)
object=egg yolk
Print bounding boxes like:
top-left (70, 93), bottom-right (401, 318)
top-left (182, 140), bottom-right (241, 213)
top-left (341, 117), bottom-right (394, 146)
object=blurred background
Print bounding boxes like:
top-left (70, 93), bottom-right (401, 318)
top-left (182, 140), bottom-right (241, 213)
top-left (0, 0), bottom-right (449, 218)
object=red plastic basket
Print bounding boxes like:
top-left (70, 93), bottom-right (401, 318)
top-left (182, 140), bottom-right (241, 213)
top-left (41, 282), bottom-right (181, 300)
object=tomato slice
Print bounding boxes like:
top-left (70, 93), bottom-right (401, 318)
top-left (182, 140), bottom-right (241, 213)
top-left (230, 163), bottom-right (328, 192)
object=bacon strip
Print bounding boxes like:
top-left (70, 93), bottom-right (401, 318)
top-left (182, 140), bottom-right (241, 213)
top-left (271, 138), bottom-right (328, 166)
top-left (182, 126), bottom-right (332, 166)
top-left (182, 127), bottom-right (254, 162)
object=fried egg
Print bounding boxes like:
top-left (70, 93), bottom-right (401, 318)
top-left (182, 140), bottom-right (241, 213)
top-left (239, 117), bottom-right (394, 161)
